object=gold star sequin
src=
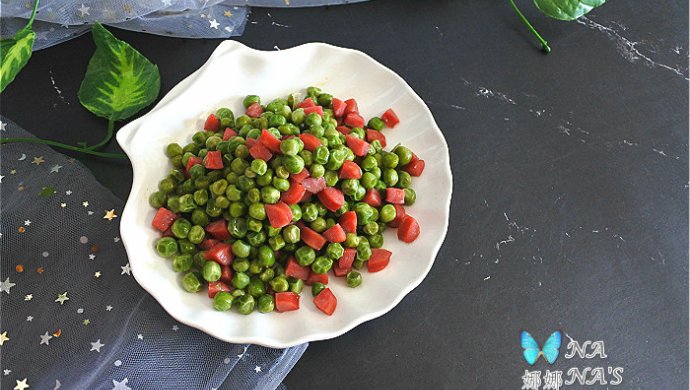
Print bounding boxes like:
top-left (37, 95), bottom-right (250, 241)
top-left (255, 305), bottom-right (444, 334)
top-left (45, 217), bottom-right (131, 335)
top-left (94, 271), bottom-right (102, 278)
top-left (224, 10), bottom-right (233, 17)
top-left (0, 331), bottom-right (9, 346)
top-left (10, 169), bottom-right (16, 175)
top-left (83, 319), bottom-right (90, 325)
top-left (55, 292), bottom-right (69, 305)
top-left (103, 209), bottom-right (118, 221)
top-left (32, 156), bottom-right (45, 165)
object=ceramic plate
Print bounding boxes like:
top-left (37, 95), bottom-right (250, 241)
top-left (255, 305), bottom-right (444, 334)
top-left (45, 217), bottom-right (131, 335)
top-left (116, 41), bottom-right (452, 348)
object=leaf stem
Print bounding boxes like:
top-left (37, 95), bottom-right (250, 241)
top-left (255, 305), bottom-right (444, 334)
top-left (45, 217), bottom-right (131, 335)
top-left (86, 118), bottom-right (115, 150)
top-left (26, 0), bottom-right (40, 30)
top-left (0, 137), bottom-right (127, 159)
top-left (508, 0), bottom-right (551, 53)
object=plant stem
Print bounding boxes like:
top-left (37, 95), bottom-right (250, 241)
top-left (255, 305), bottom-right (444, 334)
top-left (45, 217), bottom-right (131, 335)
top-left (509, 0), bottom-right (551, 53)
top-left (26, 0), bottom-right (40, 30)
top-left (0, 137), bottom-right (127, 158)
top-left (86, 118), bottom-right (115, 150)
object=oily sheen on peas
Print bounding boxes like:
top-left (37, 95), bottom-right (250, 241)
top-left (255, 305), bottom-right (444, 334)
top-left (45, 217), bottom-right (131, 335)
top-left (149, 88), bottom-right (425, 316)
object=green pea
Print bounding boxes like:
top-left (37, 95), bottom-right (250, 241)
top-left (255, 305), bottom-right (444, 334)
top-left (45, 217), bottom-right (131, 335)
top-left (379, 204), bottom-right (396, 223)
top-left (300, 150), bottom-right (313, 166)
top-left (324, 170), bottom-right (339, 187)
top-left (191, 208), bottom-right (210, 226)
top-left (159, 178), bottom-right (176, 193)
top-left (178, 239), bottom-right (196, 255)
top-left (228, 217), bottom-right (247, 238)
top-left (370, 166), bottom-right (382, 178)
top-left (393, 145), bottom-right (414, 166)
top-left (349, 127), bottom-right (365, 139)
top-left (247, 230), bottom-right (266, 246)
top-left (191, 189), bottom-right (207, 206)
top-left (354, 203), bottom-right (374, 225)
top-left (166, 143), bottom-right (183, 157)
top-left (166, 196), bottom-right (181, 213)
top-left (295, 246), bottom-right (316, 266)
top-left (213, 291), bottom-right (234, 311)
top-left (259, 268), bottom-right (275, 283)
top-left (341, 179), bottom-right (360, 196)
top-left (172, 254), bottom-right (193, 273)
top-left (249, 159), bottom-right (267, 175)
top-left (169, 169), bottom-right (185, 183)
top-left (201, 261), bottom-right (221, 282)
top-left (232, 240), bottom-right (251, 258)
top-left (282, 155), bottom-right (305, 174)
top-left (245, 188), bottom-right (259, 204)
top-left (289, 204), bottom-right (302, 221)
top-left (311, 282), bottom-right (326, 297)
top-left (205, 199), bottom-right (222, 218)
top-left (310, 164), bottom-right (325, 178)
top-left (206, 135), bottom-right (222, 151)
top-left (275, 165), bottom-right (290, 179)
top-left (236, 294), bottom-right (255, 314)
top-left (363, 221), bottom-right (379, 235)
top-left (374, 180), bottom-right (387, 191)
top-left (382, 151), bottom-right (400, 168)
top-left (149, 191), bottom-right (167, 208)
top-left (215, 196), bottom-right (230, 209)
top-left (307, 86), bottom-right (322, 97)
top-left (291, 108), bottom-right (306, 124)
top-left (311, 256), bottom-right (333, 274)
top-left (316, 203), bottom-right (328, 217)
top-left (236, 175), bottom-right (256, 192)
top-left (371, 233), bottom-right (386, 248)
top-left (207, 180), bottom-right (225, 197)
top-left (367, 117), bottom-right (385, 131)
top-left (194, 176), bottom-right (211, 190)
top-left (404, 188), bottom-right (417, 205)
top-left (247, 203), bottom-right (265, 220)
top-left (255, 294), bottom-right (274, 313)
top-left (353, 259), bottom-right (364, 270)
top-left (344, 233), bottom-right (360, 248)
top-left (305, 112), bottom-right (322, 127)
top-left (192, 131), bottom-right (208, 146)
top-left (269, 235), bottom-right (286, 251)
top-left (280, 138), bottom-right (301, 156)
top-left (187, 225), bottom-right (205, 244)
top-left (243, 95), bottom-right (260, 108)
top-left (182, 272), bottom-right (202, 292)
top-left (302, 203), bottom-right (319, 222)
top-left (232, 258), bottom-right (250, 272)
top-left (235, 144), bottom-right (250, 159)
top-left (280, 224), bottom-right (299, 244)
top-left (356, 241), bottom-right (372, 261)
top-left (248, 259), bottom-right (263, 275)
top-left (273, 177), bottom-right (290, 191)
top-left (268, 114), bottom-right (287, 127)
top-left (382, 169), bottom-right (398, 187)
top-left (325, 149), bottom-right (346, 170)
top-left (310, 217), bottom-right (327, 233)
top-left (288, 277), bottom-right (304, 294)
top-left (346, 271), bottom-right (362, 288)
top-left (224, 185), bottom-right (241, 202)
top-left (171, 155), bottom-right (184, 169)
top-left (156, 237), bottom-right (178, 258)
top-left (397, 171), bottom-right (412, 188)
top-left (230, 202), bottom-right (247, 218)
top-left (261, 186), bottom-right (281, 204)
top-left (248, 278), bottom-right (266, 297)
top-left (258, 245), bottom-right (276, 267)
top-left (216, 106), bottom-right (235, 121)
top-left (232, 272), bottom-right (251, 289)
top-left (360, 172), bottom-right (378, 189)
top-left (231, 289), bottom-right (246, 299)
top-left (269, 276), bottom-right (289, 292)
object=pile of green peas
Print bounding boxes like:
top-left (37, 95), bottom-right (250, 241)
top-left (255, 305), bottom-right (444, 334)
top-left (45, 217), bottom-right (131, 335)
top-left (149, 87), bottom-right (418, 315)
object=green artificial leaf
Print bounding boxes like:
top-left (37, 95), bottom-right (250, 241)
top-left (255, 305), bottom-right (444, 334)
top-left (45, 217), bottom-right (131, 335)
top-left (533, 0), bottom-right (606, 21)
top-left (78, 22), bottom-right (160, 122)
top-left (0, 0), bottom-right (39, 93)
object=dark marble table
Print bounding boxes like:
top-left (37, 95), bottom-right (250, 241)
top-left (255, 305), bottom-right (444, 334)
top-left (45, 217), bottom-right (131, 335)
top-left (3, 1), bottom-right (687, 388)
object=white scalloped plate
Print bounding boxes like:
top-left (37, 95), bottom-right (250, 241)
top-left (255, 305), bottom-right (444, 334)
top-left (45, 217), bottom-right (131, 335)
top-left (116, 41), bottom-right (452, 348)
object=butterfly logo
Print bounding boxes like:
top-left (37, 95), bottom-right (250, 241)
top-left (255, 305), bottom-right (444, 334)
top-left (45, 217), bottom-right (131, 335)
top-left (520, 330), bottom-right (562, 365)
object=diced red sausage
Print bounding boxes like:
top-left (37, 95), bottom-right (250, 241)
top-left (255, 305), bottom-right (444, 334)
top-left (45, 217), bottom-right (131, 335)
top-left (332, 98), bottom-right (346, 117)
top-left (387, 204), bottom-right (406, 228)
top-left (204, 150), bottom-right (223, 170)
top-left (322, 224), bottom-right (346, 243)
top-left (317, 187), bottom-right (345, 212)
top-left (208, 281), bottom-right (231, 299)
top-left (302, 176), bottom-right (326, 194)
top-left (402, 154), bottom-right (425, 177)
top-left (275, 292), bottom-right (300, 312)
top-left (339, 160), bottom-right (362, 179)
top-left (281, 182), bottom-right (306, 205)
top-left (313, 288), bottom-right (337, 315)
top-left (296, 97), bottom-right (316, 108)
top-left (204, 114), bottom-right (220, 132)
top-left (199, 239), bottom-right (219, 251)
top-left (290, 168), bottom-right (310, 183)
top-left (344, 113), bottom-right (365, 128)
top-left (332, 264), bottom-right (350, 277)
top-left (205, 242), bottom-right (233, 266)
top-left (381, 108), bottom-right (400, 128)
top-left (152, 207), bottom-right (176, 232)
top-left (246, 103), bottom-right (263, 118)
top-left (222, 128), bottom-right (237, 140)
top-left (303, 106), bottom-right (323, 117)
top-left (249, 141), bottom-right (273, 161)
top-left (285, 256), bottom-right (311, 280)
top-left (339, 211), bottom-right (357, 233)
top-left (299, 133), bottom-right (322, 152)
top-left (336, 126), bottom-right (351, 135)
top-left (185, 156), bottom-right (203, 175)
top-left (259, 129), bottom-right (283, 153)
top-left (204, 219), bottom-right (230, 240)
top-left (366, 129), bottom-right (387, 148)
top-left (299, 226), bottom-right (327, 250)
top-left (338, 248), bottom-right (356, 269)
top-left (398, 215), bottom-right (421, 243)
top-left (265, 202), bottom-right (293, 228)
top-left (220, 265), bottom-right (233, 285)
top-left (306, 271), bottom-right (329, 286)
top-left (363, 189), bottom-right (382, 207)
top-left (344, 98), bottom-right (358, 115)
top-left (367, 248), bottom-right (391, 272)
top-left (385, 188), bottom-right (405, 204)
top-left (345, 135), bottom-right (370, 157)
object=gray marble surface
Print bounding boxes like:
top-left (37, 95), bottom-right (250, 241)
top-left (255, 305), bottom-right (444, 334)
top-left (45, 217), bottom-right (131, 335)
top-left (2, 1), bottom-right (687, 388)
